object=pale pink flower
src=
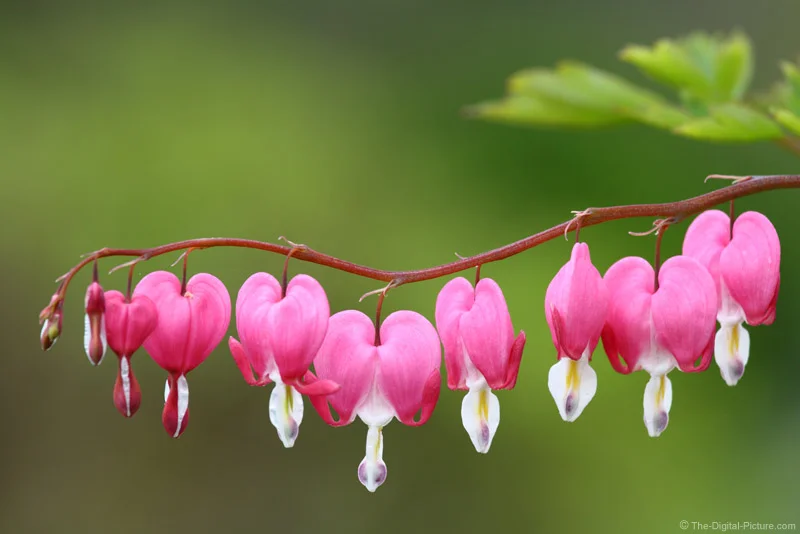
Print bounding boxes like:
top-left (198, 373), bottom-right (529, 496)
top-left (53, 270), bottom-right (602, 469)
top-left (310, 310), bottom-right (441, 492)
top-left (228, 273), bottom-right (337, 448)
top-left (545, 243), bottom-right (608, 422)
top-left (683, 210), bottom-right (780, 385)
top-left (435, 277), bottom-right (525, 452)
top-left (602, 256), bottom-right (716, 437)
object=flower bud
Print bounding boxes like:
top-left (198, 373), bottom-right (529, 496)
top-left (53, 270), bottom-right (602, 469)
top-left (40, 306), bottom-right (63, 351)
top-left (84, 281), bottom-right (107, 365)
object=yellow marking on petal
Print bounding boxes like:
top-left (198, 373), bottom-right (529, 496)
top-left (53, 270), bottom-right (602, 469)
top-left (566, 359), bottom-right (580, 391)
top-left (656, 375), bottom-right (666, 405)
top-left (477, 389), bottom-right (489, 421)
top-left (374, 427), bottom-right (382, 458)
top-left (729, 324), bottom-right (740, 358)
top-left (285, 384), bottom-right (294, 416)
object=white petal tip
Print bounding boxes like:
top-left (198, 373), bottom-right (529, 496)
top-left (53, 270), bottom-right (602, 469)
top-left (720, 359), bottom-right (746, 386)
top-left (461, 385), bottom-right (500, 454)
top-left (358, 458), bottom-right (387, 492)
top-left (548, 357), bottom-right (597, 423)
top-left (715, 324), bottom-right (750, 387)
top-left (269, 382), bottom-right (304, 449)
top-left (645, 411), bottom-right (669, 438)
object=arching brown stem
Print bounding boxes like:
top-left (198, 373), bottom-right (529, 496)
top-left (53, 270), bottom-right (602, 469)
top-left (39, 174), bottom-right (800, 322)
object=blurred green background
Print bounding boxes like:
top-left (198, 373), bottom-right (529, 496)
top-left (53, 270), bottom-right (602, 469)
top-left (2, 1), bottom-right (799, 533)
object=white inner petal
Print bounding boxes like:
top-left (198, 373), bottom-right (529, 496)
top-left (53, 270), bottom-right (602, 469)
top-left (268, 379), bottom-right (304, 448)
top-left (120, 357), bottom-right (132, 417)
top-left (643, 373), bottom-right (673, 438)
top-left (83, 315), bottom-right (108, 365)
top-left (356, 370), bottom-right (395, 428)
top-left (174, 374), bottom-right (189, 439)
top-left (358, 424), bottom-right (387, 493)
top-left (718, 280), bottom-right (746, 326)
top-left (83, 315), bottom-right (91, 364)
top-left (714, 322), bottom-right (750, 387)
top-left (547, 349), bottom-right (597, 423)
top-left (461, 376), bottom-right (500, 453)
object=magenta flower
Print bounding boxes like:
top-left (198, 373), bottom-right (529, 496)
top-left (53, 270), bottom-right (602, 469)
top-left (544, 243), bottom-right (608, 422)
top-left (228, 273), bottom-right (338, 448)
top-left (84, 281), bottom-right (107, 366)
top-left (435, 277), bottom-right (525, 453)
top-left (134, 271), bottom-right (230, 438)
top-left (683, 210), bottom-right (781, 386)
top-left (104, 290), bottom-right (158, 417)
top-left (602, 256), bottom-right (716, 437)
top-left (310, 310), bottom-right (441, 492)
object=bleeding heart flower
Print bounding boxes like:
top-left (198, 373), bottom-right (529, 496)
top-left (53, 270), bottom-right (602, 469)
top-left (683, 210), bottom-right (780, 386)
top-left (84, 281), bottom-right (107, 366)
top-left (545, 242), bottom-right (608, 422)
top-left (310, 310), bottom-right (441, 492)
top-left (104, 290), bottom-right (158, 417)
top-left (602, 256), bottom-right (716, 437)
top-left (134, 271), bottom-right (230, 438)
top-left (435, 277), bottom-right (525, 453)
top-left (228, 272), bottom-right (338, 448)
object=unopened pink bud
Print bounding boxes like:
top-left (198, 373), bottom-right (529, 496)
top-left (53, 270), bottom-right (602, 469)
top-left (40, 306), bottom-right (63, 351)
top-left (84, 281), bottom-right (107, 365)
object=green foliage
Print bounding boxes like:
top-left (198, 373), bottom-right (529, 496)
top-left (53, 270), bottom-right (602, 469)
top-left (469, 31), bottom-right (799, 146)
top-left (768, 61), bottom-right (800, 135)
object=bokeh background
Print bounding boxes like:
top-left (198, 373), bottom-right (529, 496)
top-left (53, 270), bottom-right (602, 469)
top-left (2, 1), bottom-right (799, 533)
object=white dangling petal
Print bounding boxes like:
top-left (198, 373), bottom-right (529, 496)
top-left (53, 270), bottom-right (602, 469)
top-left (83, 314), bottom-right (107, 365)
top-left (164, 378), bottom-right (170, 403)
top-left (714, 322), bottom-right (750, 386)
top-left (83, 315), bottom-right (91, 363)
top-left (643, 373), bottom-right (672, 438)
top-left (358, 425), bottom-right (387, 492)
top-left (547, 351), bottom-right (597, 423)
top-left (120, 357), bottom-right (132, 417)
top-left (268, 381), bottom-right (304, 448)
top-left (460, 378), bottom-right (500, 453)
top-left (173, 374), bottom-right (189, 438)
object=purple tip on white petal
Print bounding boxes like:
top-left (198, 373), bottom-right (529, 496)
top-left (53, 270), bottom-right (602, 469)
top-left (643, 374), bottom-right (672, 438)
top-left (547, 353), bottom-right (597, 423)
top-left (460, 380), bottom-right (500, 453)
top-left (358, 425), bottom-right (388, 492)
top-left (714, 323), bottom-right (750, 386)
top-left (268, 381), bottom-right (304, 448)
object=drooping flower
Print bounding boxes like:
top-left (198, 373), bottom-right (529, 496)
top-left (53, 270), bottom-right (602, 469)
top-left (683, 210), bottom-right (780, 386)
top-left (134, 271), bottom-right (230, 438)
top-left (228, 272), bottom-right (338, 448)
top-left (435, 277), bottom-right (525, 453)
top-left (544, 242), bottom-right (608, 422)
top-left (104, 290), bottom-right (158, 417)
top-left (602, 256), bottom-right (716, 437)
top-left (84, 281), bottom-right (107, 366)
top-left (310, 310), bottom-right (441, 492)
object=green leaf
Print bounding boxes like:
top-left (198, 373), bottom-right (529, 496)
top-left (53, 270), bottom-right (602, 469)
top-left (779, 61), bottom-right (800, 114)
top-left (506, 62), bottom-right (690, 128)
top-left (771, 108), bottom-right (800, 136)
top-left (464, 94), bottom-right (625, 127)
top-left (620, 32), bottom-right (753, 103)
top-left (674, 104), bottom-right (783, 141)
top-left (716, 33), bottom-right (753, 101)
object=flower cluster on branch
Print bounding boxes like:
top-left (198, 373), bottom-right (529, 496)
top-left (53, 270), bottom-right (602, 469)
top-left (37, 175), bottom-right (789, 492)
